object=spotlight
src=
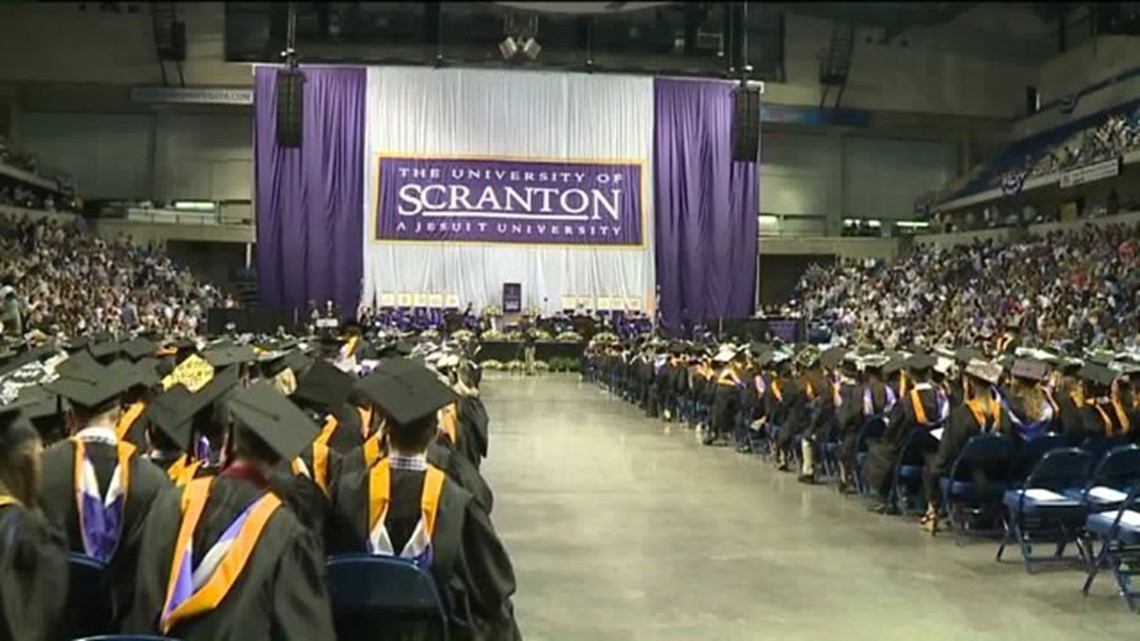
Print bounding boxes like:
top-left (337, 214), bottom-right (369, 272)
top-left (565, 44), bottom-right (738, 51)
top-left (499, 36), bottom-right (518, 59)
top-left (521, 37), bottom-right (541, 60)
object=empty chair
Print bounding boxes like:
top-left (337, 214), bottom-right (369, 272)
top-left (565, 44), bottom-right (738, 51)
top-left (939, 435), bottom-right (1014, 546)
top-left (1065, 445), bottom-right (1140, 510)
top-left (997, 448), bottom-right (1095, 573)
top-left (1080, 435), bottom-right (1129, 462)
top-left (1082, 486), bottom-right (1140, 612)
top-left (60, 553), bottom-right (113, 640)
top-left (327, 553), bottom-right (450, 641)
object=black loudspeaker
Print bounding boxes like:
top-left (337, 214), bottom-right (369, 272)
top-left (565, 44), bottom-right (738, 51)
top-left (276, 70), bottom-right (304, 148)
top-left (731, 86), bottom-right (761, 162)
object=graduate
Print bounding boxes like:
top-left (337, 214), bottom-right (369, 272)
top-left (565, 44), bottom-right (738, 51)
top-left (834, 353), bottom-right (870, 493)
top-left (1003, 359), bottom-right (1059, 442)
top-left (921, 358), bottom-right (1012, 533)
top-left (706, 344), bottom-right (745, 446)
top-left (435, 352), bottom-right (489, 471)
top-left (123, 381), bottom-right (335, 641)
top-left (292, 360), bottom-right (365, 454)
top-left (862, 352), bottom-right (948, 513)
top-left (39, 359), bottom-right (174, 630)
top-left (0, 400), bottom-right (69, 641)
top-left (142, 368), bottom-right (239, 486)
top-left (1076, 363), bottom-right (1133, 443)
top-left (329, 359), bottom-right (521, 641)
top-left (774, 345), bottom-right (821, 472)
top-left (798, 346), bottom-right (847, 484)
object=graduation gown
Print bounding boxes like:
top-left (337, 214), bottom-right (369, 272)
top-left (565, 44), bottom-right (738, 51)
top-left (317, 406), bottom-right (365, 455)
top-left (1077, 399), bottom-right (1133, 441)
top-left (40, 435), bottom-right (173, 627)
top-left (0, 500), bottom-right (69, 641)
top-left (861, 385), bottom-right (946, 498)
top-left (122, 473), bottom-right (335, 641)
top-left (925, 399), bottom-right (1014, 502)
top-left (710, 368), bottom-right (743, 437)
top-left (328, 463), bottom-right (521, 641)
top-left (457, 395), bottom-right (490, 468)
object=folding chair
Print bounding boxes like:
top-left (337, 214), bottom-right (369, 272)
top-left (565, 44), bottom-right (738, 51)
top-left (997, 448), bottom-right (1095, 573)
top-left (939, 435), bottom-right (1015, 546)
top-left (61, 553), bottom-right (113, 640)
top-left (1080, 435), bottom-right (1129, 462)
top-left (1009, 433), bottom-right (1068, 483)
top-left (890, 427), bottom-right (940, 514)
top-left (327, 553), bottom-right (450, 641)
top-left (853, 417), bottom-right (886, 495)
top-left (819, 421), bottom-right (842, 483)
top-left (1082, 486), bottom-right (1140, 612)
top-left (73, 637), bottom-right (180, 641)
top-left (1065, 445), bottom-right (1140, 510)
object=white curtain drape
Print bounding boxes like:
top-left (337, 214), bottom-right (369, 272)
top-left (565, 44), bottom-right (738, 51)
top-left (361, 67), bottom-right (655, 315)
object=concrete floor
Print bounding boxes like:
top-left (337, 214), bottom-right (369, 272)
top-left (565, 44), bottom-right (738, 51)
top-left (478, 374), bottom-right (1138, 641)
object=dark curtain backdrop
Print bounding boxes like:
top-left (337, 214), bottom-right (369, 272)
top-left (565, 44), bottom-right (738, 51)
top-left (653, 78), bottom-right (759, 330)
top-left (254, 66), bottom-right (365, 314)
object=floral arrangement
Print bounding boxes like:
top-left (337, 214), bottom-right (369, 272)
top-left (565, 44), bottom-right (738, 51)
top-left (522, 303), bottom-right (542, 317)
top-left (451, 328), bottom-right (476, 342)
top-left (592, 331), bottom-right (619, 345)
top-left (555, 330), bottom-right (583, 342)
top-left (505, 360), bottom-right (524, 372)
top-left (504, 330), bottom-right (524, 341)
top-left (535, 329), bottom-right (553, 342)
top-left (420, 328), bottom-right (441, 340)
top-left (480, 329), bottom-right (504, 340)
top-left (483, 304), bottom-right (503, 317)
top-left (482, 359), bottom-right (504, 370)
top-left (534, 360), bottom-right (550, 372)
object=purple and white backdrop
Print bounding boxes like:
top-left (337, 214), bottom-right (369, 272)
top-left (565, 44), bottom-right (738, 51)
top-left (255, 66), bottom-right (758, 325)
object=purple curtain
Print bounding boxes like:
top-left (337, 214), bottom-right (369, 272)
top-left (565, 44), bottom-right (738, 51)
top-left (254, 66), bottom-right (365, 314)
top-left (654, 78), bottom-right (759, 330)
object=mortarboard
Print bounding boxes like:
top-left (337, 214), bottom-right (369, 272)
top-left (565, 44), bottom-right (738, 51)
top-left (292, 360), bottom-right (355, 409)
top-left (905, 352), bottom-right (936, 372)
top-left (964, 359), bottom-right (1003, 385)
top-left (820, 346), bottom-right (848, 370)
top-left (1010, 359), bottom-right (1050, 382)
top-left (796, 345), bottom-right (821, 369)
top-left (859, 354), bottom-right (891, 371)
top-left (1079, 364), bottom-right (1118, 389)
top-left (954, 346), bottom-right (985, 366)
top-left (88, 340), bottom-right (122, 362)
top-left (354, 358), bottom-right (457, 426)
top-left (883, 355), bottom-right (908, 376)
top-left (933, 357), bottom-right (955, 376)
top-left (0, 397), bottom-right (35, 441)
top-left (46, 361), bottom-right (136, 410)
top-left (226, 381), bottom-right (319, 462)
top-left (144, 385), bottom-right (196, 450)
top-left (203, 345), bottom-right (258, 369)
top-left (56, 350), bottom-right (98, 376)
top-left (121, 337), bottom-right (157, 362)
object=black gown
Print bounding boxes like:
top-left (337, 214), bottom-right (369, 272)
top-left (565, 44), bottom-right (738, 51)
top-left (39, 436), bottom-right (173, 628)
top-left (923, 400), bottom-right (1014, 506)
top-left (122, 474), bottom-right (336, 641)
top-left (861, 385), bottom-right (945, 499)
top-left (322, 406), bottom-right (365, 455)
top-left (457, 395), bottom-right (490, 470)
top-left (329, 464), bottom-right (521, 641)
top-left (0, 501), bottom-right (69, 641)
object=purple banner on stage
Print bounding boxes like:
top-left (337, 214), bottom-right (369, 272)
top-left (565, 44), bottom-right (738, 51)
top-left (375, 155), bottom-right (645, 245)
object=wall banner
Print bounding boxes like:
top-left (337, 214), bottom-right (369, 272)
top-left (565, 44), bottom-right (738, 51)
top-left (374, 155), bottom-right (645, 245)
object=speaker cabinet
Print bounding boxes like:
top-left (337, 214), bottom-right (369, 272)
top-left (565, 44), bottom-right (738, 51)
top-left (731, 86), bottom-right (761, 162)
top-left (276, 70), bottom-right (304, 148)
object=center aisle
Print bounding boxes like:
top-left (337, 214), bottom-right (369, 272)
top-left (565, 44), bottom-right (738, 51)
top-left (479, 375), bottom-right (1135, 641)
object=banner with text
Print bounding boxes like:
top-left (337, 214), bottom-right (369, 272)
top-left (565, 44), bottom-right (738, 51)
top-left (376, 155), bottom-right (644, 245)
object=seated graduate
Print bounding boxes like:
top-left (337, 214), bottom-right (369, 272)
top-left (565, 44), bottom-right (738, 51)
top-left (834, 353), bottom-right (870, 493)
top-left (435, 352), bottom-right (489, 471)
top-left (123, 381), bottom-right (335, 641)
top-left (739, 343), bottom-right (771, 451)
top-left (862, 352), bottom-right (948, 512)
top-left (798, 346), bottom-right (848, 484)
top-left (39, 359), bottom-right (174, 627)
top-left (921, 358), bottom-right (1011, 533)
top-left (706, 344), bottom-right (745, 446)
top-left (142, 368), bottom-right (240, 486)
top-left (115, 343), bottom-right (162, 449)
top-left (292, 360), bottom-right (364, 455)
top-left (1076, 363), bottom-right (1134, 443)
top-left (329, 359), bottom-right (522, 641)
top-left (0, 400), bottom-right (70, 641)
top-left (1003, 359), bottom-right (1059, 442)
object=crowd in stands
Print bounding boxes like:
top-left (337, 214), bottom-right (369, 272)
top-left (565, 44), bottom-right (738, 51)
top-left (0, 135), bottom-right (81, 212)
top-left (0, 213), bottom-right (226, 338)
top-left (791, 222), bottom-right (1140, 352)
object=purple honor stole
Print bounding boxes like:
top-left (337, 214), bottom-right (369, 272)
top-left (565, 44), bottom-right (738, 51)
top-left (72, 438), bottom-right (135, 563)
top-left (161, 478), bottom-right (282, 633)
top-left (367, 460), bottom-right (446, 568)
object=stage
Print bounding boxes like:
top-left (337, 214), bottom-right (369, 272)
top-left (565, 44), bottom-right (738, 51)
top-left (476, 341), bottom-right (585, 364)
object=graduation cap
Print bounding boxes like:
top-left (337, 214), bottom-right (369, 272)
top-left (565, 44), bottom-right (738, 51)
top-left (713, 344), bottom-right (739, 364)
top-left (46, 361), bottom-right (136, 411)
top-left (355, 358), bottom-right (457, 427)
top-left (1010, 359), bottom-right (1050, 382)
top-left (964, 359), bottom-right (1003, 385)
top-left (55, 350), bottom-right (98, 376)
top-left (882, 355), bottom-right (908, 376)
top-left (62, 337), bottom-right (90, 354)
top-left (292, 360), bottom-right (355, 409)
top-left (859, 354), bottom-right (891, 372)
top-left (0, 397), bottom-right (36, 443)
top-left (1078, 363), bottom-right (1118, 389)
top-left (796, 345), bottom-right (821, 369)
top-left (144, 385), bottom-right (197, 450)
top-left (933, 357), bottom-right (955, 376)
top-left (88, 340), bottom-right (122, 362)
top-left (203, 345), bottom-right (258, 369)
top-left (996, 354), bottom-right (1015, 372)
top-left (120, 337), bottom-right (157, 362)
top-left (906, 352), bottom-right (936, 372)
top-left (954, 346), bottom-right (985, 366)
top-left (751, 342), bottom-right (775, 367)
top-left (1085, 350), bottom-right (1115, 367)
top-left (820, 346), bottom-right (848, 370)
top-left (226, 381), bottom-right (319, 462)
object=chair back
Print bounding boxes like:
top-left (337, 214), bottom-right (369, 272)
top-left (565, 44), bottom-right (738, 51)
top-left (948, 434), bottom-right (1014, 482)
top-left (327, 553), bottom-right (449, 641)
top-left (1090, 445), bottom-right (1140, 491)
top-left (62, 553), bottom-right (113, 640)
top-left (855, 417), bottom-right (886, 451)
top-left (1023, 447), bottom-right (1095, 491)
top-left (1011, 433), bottom-right (1067, 480)
top-left (898, 426), bottom-right (939, 466)
top-left (73, 636), bottom-right (181, 641)
top-left (1081, 435), bottom-right (1129, 461)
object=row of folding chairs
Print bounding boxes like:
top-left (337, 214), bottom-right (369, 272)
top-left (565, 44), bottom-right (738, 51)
top-left (67, 554), bottom-right (450, 641)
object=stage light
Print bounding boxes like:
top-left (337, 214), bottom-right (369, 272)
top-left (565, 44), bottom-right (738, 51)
top-left (499, 36), bottom-right (518, 59)
top-left (521, 37), bottom-right (542, 60)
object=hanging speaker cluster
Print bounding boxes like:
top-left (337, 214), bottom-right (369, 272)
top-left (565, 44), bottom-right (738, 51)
top-left (276, 69), bottom-right (304, 148)
top-left (731, 85), bottom-right (761, 162)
